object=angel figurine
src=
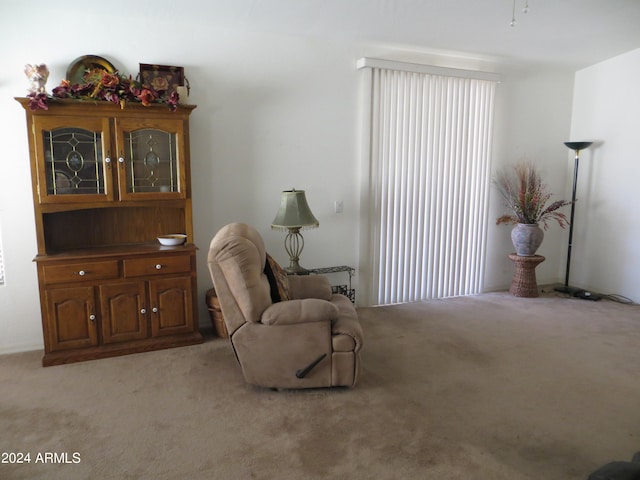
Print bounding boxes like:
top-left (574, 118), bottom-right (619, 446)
top-left (24, 64), bottom-right (49, 94)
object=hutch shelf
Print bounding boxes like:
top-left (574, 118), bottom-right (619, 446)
top-left (17, 97), bottom-right (203, 366)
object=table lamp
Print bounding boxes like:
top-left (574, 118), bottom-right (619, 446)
top-left (271, 189), bottom-right (319, 274)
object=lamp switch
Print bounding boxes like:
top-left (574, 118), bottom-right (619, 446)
top-left (335, 200), bottom-right (344, 213)
top-left (574, 290), bottom-right (602, 301)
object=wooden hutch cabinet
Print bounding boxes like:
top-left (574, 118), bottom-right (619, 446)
top-left (17, 98), bottom-right (203, 366)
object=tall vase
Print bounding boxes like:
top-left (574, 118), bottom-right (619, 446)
top-left (511, 223), bottom-right (544, 256)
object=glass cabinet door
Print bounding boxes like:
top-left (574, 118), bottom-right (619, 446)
top-left (34, 116), bottom-right (113, 203)
top-left (115, 118), bottom-right (186, 200)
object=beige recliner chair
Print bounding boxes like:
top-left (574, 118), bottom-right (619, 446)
top-left (207, 223), bottom-right (363, 389)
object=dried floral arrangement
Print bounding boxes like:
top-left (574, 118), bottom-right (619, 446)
top-left (26, 68), bottom-right (180, 112)
top-left (494, 161), bottom-right (571, 230)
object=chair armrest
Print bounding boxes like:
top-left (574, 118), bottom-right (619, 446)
top-left (261, 298), bottom-right (338, 326)
top-left (287, 275), bottom-right (332, 300)
top-left (330, 294), bottom-right (364, 352)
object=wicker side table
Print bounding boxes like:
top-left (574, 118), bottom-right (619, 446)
top-left (508, 254), bottom-right (545, 298)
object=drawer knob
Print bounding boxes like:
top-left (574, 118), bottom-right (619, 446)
top-left (140, 308), bottom-right (147, 314)
top-left (78, 270), bottom-right (86, 276)
top-left (152, 307), bottom-right (158, 313)
top-left (104, 157), bottom-right (111, 164)
top-left (89, 314), bottom-right (96, 322)
top-left (118, 157), bottom-right (125, 164)
top-left (155, 264), bottom-right (162, 270)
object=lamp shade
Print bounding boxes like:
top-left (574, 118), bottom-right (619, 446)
top-left (564, 141), bottom-right (593, 151)
top-left (271, 189), bottom-right (319, 230)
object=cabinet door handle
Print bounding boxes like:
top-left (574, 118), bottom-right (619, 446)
top-left (152, 307), bottom-right (158, 313)
top-left (78, 270), bottom-right (86, 276)
top-left (89, 314), bottom-right (96, 322)
top-left (140, 308), bottom-right (147, 314)
top-left (104, 157), bottom-right (111, 164)
top-left (155, 264), bottom-right (163, 270)
top-left (118, 157), bottom-right (125, 164)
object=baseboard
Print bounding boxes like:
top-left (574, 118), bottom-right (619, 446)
top-left (0, 342), bottom-right (44, 356)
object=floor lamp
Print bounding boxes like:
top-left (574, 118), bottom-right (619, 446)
top-left (555, 141), bottom-right (593, 297)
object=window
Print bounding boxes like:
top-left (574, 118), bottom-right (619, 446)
top-left (358, 59), bottom-right (499, 305)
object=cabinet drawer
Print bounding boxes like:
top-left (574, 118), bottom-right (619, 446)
top-left (42, 260), bottom-right (120, 285)
top-left (123, 255), bottom-right (192, 278)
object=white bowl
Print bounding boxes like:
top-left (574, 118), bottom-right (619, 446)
top-left (157, 234), bottom-right (187, 246)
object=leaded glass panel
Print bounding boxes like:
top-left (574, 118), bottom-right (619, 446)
top-left (43, 128), bottom-right (104, 195)
top-left (124, 129), bottom-right (178, 193)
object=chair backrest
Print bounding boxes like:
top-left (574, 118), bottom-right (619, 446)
top-left (207, 223), bottom-right (273, 335)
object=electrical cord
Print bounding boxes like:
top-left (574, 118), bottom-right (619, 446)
top-left (571, 291), bottom-right (636, 304)
top-left (600, 293), bottom-right (636, 305)
top-left (543, 286), bottom-right (637, 304)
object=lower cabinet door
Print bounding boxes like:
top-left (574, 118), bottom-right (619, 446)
top-left (44, 286), bottom-right (98, 352)
top-left (99, 281), bottom-right (148, 344)
top-left (149, 276), bottom-right (194, 337)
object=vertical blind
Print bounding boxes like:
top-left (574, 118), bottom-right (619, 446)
top-left (366, 63), bottom-right (497, 304)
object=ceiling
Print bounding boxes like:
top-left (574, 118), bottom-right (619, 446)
top-left (194, 0), bottom-right (640, 70)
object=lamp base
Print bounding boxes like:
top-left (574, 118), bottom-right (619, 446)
top-left (284, 262), bottom-right (310, 275)
top-left (554, 284), bottom-right (602, 301)
top-left (554, 284), bottom-right (583, 295)
top-left (282, 228), bottom-right (311, 275)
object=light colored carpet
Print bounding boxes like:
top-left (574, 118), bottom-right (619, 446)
top-left (1, 292), bottom-right (639, 479)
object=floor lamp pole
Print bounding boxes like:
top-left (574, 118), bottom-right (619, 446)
top-left (563, 150), bottom-right (580, 288)
top-left (556, 141), bottom-right (592, 295)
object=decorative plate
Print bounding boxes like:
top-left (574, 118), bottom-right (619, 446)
top-left (66, 55), bottom-right (117, 84)
top-left (53, 172), bottom-right (72, 194)
top-left (139, 63), bottom-right (185, 99)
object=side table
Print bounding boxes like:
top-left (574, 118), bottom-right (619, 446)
top-left (508, 254), bottom-right (545, 298)
top-left (308, 266), bottom-right (355, 303)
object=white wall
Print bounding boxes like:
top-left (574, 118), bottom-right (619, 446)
top-left (568, 48), bottom-right (640, 301)
top-left (486, 68), bottom-right (576, 290)
top-left (0, 2), bottom-right (576, 353)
